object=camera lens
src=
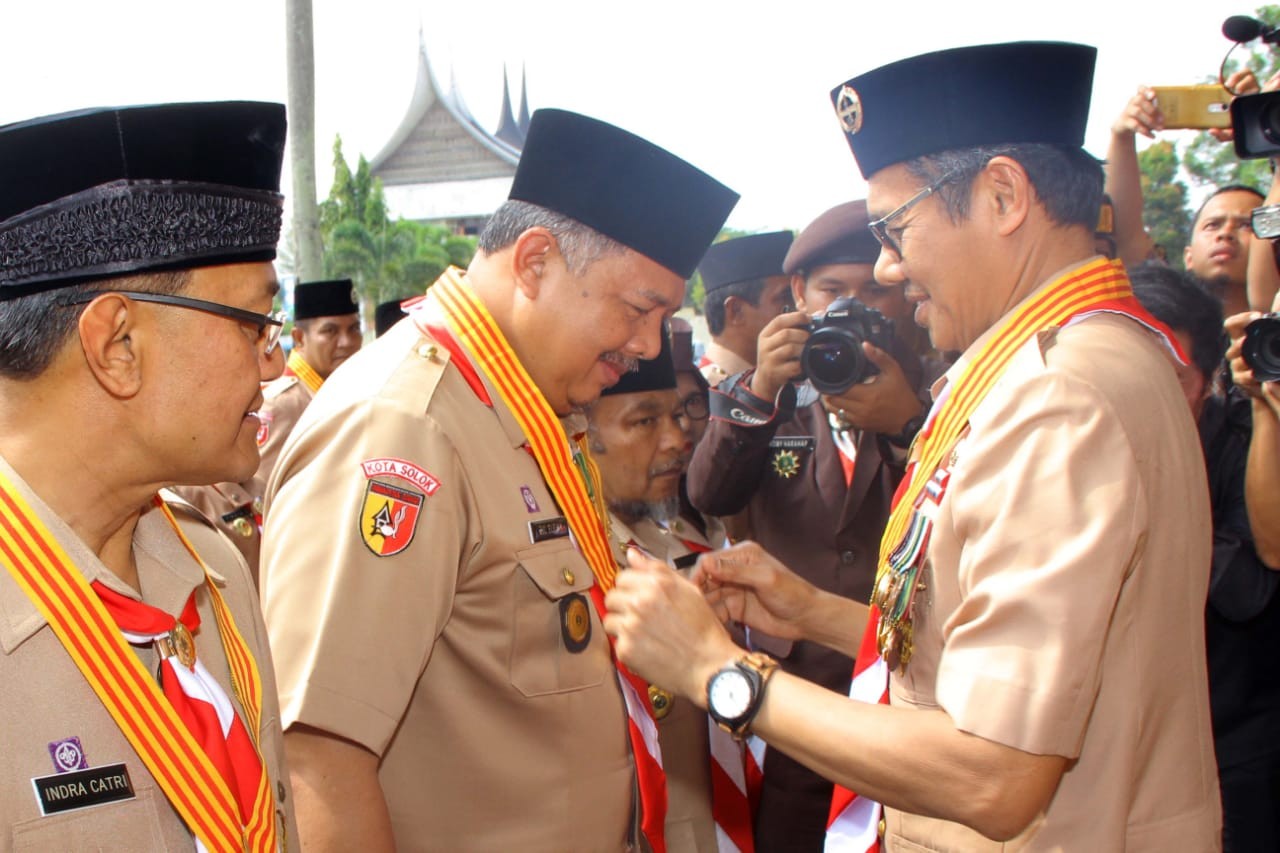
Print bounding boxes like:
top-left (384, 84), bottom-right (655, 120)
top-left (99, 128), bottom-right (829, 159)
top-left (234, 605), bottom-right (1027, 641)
top-left (1243, 315), bottom-right (1280, 383)
top-left (801, 328), bottom-right (868, 395)
top-left (1263, 102), bottom-right (1280, 147)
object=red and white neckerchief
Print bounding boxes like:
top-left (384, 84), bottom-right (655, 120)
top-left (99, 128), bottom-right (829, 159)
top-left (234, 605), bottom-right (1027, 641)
top-left (92, 582), bottom-right (265, 851)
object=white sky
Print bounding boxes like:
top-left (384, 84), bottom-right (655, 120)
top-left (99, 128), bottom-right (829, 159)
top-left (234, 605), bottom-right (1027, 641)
top-left (0, 0), bottom-right (1256, 231)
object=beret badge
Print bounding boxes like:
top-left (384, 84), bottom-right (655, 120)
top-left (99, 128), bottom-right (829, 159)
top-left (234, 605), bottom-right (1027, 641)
top-left (835, 85), bottom-right (863, 135)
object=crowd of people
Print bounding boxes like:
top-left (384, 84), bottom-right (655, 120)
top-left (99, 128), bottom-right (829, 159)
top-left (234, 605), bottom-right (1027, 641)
top-left (1, 35), bottom-right (1278, 853)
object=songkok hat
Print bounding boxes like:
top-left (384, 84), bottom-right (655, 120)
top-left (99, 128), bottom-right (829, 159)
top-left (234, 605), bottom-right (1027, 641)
top-left (698, 231), bottom-right (793, 293)
top-left (294, 279), bottom-right (358, 321)
top-left (783, 201), bottom-right (880, 275)
top-left (669, 316), bottom-right (709, 391)
top-left (375, 298), bottom-right (407, 337)
top-left (600, 327), bottom-right (677, 396)
top-left (508, 109), bottom-right (739, 279)
top-left (0, 101), bottom-right (286, 295)
top-left (830, 42), bottom-right (1096, 179)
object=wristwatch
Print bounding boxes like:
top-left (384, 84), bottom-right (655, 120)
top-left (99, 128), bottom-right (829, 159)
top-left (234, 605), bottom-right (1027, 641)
top-left (706, 652), bottom-right (779, 740)
top-left (1252, 203), bottom-right (1280, 240)
top-left (885, 412), bottom-right (926, 449)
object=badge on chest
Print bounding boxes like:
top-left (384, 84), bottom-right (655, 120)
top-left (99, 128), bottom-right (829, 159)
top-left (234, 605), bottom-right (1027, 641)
top-left (33, 736), bottom-right (136, 816)
top-left (768, 436), bottom-right (815, 479)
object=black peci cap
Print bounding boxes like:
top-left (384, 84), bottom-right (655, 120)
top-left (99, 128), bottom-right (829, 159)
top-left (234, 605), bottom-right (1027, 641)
top-left (508, 109), bottom-right (739, 279)
top-left (600, 326), bottom-right (677, 396)
top-left (698, 231), bottom-right (793, 293)
top-left (375, 298), bottom-right (407, 337)
top-left (294, 279), bottom-right (358, 321)
top-left (783, 201), bottom-right (881, 275)
top-left (0, 101), bottom-right (286, 294)
top-left (830, 42), bottom-right (1096, 179)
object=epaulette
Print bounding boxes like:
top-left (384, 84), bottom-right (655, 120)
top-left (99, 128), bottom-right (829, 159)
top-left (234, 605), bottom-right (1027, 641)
top-left (262, 374), bottom-right (299, 401)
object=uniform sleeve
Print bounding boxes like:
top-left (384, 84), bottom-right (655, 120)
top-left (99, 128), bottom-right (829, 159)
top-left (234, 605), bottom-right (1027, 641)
top-left (251, 386), bottom-right (305, 500)
top-left (933, 369), bottom-right (1145, 758)
top-left (259, 394), bottom-right (468, 757)
top-left (687, 378), bottom-right (792, 517)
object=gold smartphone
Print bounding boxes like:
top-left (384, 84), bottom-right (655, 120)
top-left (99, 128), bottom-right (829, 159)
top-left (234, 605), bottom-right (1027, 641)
top-left (1151, 84), bottom-right (1231, 129)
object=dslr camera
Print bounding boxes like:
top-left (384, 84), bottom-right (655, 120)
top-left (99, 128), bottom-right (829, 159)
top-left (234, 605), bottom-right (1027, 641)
top-left (798, 296), bottom-right (896, 395)
top-left (1243, 314), bottom-right (1280, 382)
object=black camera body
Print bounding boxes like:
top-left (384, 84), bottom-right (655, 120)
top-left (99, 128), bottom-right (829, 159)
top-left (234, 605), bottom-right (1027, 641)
top-left (798, 296), bottom-right (896, 395)
top-left (1231, 91), bottom-right (1280, 159)
top-left (1243, 313), bottom-right (1280, 382)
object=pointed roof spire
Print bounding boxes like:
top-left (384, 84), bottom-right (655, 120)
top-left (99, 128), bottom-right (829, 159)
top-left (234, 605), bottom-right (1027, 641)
top-left (495, 64), bottom-right (524, 148)
top-left (517, 64), bottom-right (531, 134)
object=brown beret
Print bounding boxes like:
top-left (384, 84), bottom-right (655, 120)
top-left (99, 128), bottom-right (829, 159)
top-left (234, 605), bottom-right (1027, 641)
top-left (782, 200), bottom-right (881, 275)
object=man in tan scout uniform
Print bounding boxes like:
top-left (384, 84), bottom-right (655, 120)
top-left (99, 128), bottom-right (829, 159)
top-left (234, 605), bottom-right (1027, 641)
top-left (0, 102), bottom-right (295, 850)
top-left (259, 108), bottom-right (737, 851)
top-left (605, 42), bottom-right (1221, 851)
top-left (588, 331), bottom-right (722, 852)
top-left (169, 278), bottom-right (360, 583)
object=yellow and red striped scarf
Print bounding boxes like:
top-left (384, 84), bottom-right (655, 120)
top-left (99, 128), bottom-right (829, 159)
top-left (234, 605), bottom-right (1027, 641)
top-left (0, 484), bottom-right (278, 853)
top-left (432, 268), bottom-right (669, 853)
top-left (284, 350), bottom-right (323, 395)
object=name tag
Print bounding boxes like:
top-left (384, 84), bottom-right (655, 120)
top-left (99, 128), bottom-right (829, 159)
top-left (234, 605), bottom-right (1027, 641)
top-left (528, 517), bottom-right (570, 544)
top-left (32, 763), bottom-right (135, 815)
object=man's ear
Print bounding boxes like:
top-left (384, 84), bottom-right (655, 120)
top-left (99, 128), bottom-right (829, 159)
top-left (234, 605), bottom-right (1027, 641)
top-left (979, 156), bottom-right (1032, 237)
top-left (790, 275), bottom-right (807, 313)
top-left (511, 227), bottom-right (557, 300)
top-left (77, 294), bottom-right (143, 399)
top-left (723, 294), bottom-right (746, 326)
top-left (291, 324), bottom-right (305, 350)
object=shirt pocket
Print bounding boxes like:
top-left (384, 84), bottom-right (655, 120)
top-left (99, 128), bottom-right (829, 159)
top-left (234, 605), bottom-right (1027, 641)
top-left (509, 540), bottom-right (610, 697)
top-left (10, 783), bottom-right (167, 851)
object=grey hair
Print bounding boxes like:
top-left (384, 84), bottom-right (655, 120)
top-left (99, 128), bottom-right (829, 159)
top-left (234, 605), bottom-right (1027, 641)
top-left (477, 200), bottom-right (628, 276)
top-left (0, 269), bottom-right (190, 380)
top-left (903, 143), bottom-right (1103, 230)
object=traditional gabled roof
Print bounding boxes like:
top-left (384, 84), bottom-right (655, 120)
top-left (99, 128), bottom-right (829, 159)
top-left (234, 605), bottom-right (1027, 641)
top-left (494, 65), bottom-right (526, 149)
top-left (517, 66), bottom-right (531, 136)
top-left (369, 35), bottom-right (520, 186)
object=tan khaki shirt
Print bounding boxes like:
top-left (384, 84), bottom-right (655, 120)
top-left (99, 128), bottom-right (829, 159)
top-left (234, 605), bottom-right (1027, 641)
top-left (251, 374), bottom-right (312, 503)
top-left (884, 309), bottom-right (1221, 851)
top-left (0, 465), bottom-right (295, 851)
top-left (260, 317), bottom-right (634, 851)
top-left (610, 515), bottom-right (717, 853)
top-left (167, 481), bottom-right (263, 584)
top-left (699, 342), bottom-right (752, 389)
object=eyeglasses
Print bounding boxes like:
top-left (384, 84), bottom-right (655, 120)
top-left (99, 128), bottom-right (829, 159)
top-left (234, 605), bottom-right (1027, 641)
top-left (59, 290), bottom-right (287, 355)
top-left (676, 392), bottom-right (710, 423)
top-left (868, 171), bottom-right (958, 258)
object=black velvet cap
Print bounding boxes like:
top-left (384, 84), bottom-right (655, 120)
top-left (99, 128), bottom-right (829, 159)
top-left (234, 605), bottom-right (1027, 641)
top-left (783, 201), bottom-right (881, 275)
top-left (375, 299), bottom-right (407, 337)
top-left (600, 328), bottom-right (677, 396)
top-left (698, 231), bottom-right (793, 293)
top-left (294, 279), bottom-right (358, 321)
top-left (508, 109), bottom-right (739, 279)
top-left (0, 101), bottom-right (286, 293)
top-left (830, 42), bottom-right (1096, 179)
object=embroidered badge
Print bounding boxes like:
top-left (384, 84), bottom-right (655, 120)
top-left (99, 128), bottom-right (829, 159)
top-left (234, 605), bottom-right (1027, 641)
top-left (255, 412), bottom-right (273, 447)
top-left (520, 486), bottom-right (540, 513)
top-left (768, 436), bottom-right (814, 478)
top-left (359, 457), bottom-right (437, 557)
top-left (48, 737), bottom-right (88, 774)
top-left (32, 763), bottom-right (135, 815)
top-left (560, 593), bottom-right (592, 652)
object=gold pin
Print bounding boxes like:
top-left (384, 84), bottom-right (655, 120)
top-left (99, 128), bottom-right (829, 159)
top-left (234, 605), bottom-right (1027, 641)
top-left (648, 685), bottom-right (674, 720)
top-left (159, 622), bottom-right (197, 668)
top-left (251, 497), bottom-right (264, 515)
top-left (231, 517), bottom-right (254, 538)
top-left (562, 568), bottom-right (575, 585)
top-left (417, 344), bottom-right (438, 360)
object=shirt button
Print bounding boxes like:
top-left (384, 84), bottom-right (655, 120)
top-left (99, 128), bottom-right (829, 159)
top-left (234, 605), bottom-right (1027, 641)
top-left (277, 781), bottom-right (287, 802)
top-left (562, 568), bottom-right (576, 585)
top-left (840, 550), bottom-right (856, 565)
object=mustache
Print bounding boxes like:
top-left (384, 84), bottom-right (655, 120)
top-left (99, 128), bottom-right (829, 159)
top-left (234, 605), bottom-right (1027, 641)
top-left (601, 352), bottom-right (640, 374)
top-left (648, 455), bottom-right (690, 479)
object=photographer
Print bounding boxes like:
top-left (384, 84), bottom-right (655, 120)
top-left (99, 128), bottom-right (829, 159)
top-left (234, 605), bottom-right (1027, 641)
top-left (1106, 70), bottom-right (1267, 319)
top-left (1135, 265), bottom-right (1280, 853)
top-left (684, 200), bottom-right (927, 851)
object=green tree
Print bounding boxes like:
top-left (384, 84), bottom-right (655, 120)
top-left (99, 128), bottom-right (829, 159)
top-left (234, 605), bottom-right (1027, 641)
top-left (319, 136), bottom-right (478, 317)
top-left (1138, 141), bottom-right (1192, 266)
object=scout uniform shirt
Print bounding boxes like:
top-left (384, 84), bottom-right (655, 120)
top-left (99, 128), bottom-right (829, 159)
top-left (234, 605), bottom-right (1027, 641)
top-left (610, 514), bottom-right (719, 853)
top-left (259, 318), bottom-right (635, 852)
top-left (250, 368), bottom-right (314, 504)
top-left (0, 465), bottom-right (295, 850)
top-left (697, 342), bottom-right (751, 390)
top-left (167, 481), bottom-right (264, 584)
top-left (882, 311), bottom-right (1221, 851)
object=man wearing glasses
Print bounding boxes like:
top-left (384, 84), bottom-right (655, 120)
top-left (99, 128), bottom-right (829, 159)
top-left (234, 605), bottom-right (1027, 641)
top-left (0, 102), bottom-right (296, 849)
top-left (605, 42), bottom-right (1220, 851)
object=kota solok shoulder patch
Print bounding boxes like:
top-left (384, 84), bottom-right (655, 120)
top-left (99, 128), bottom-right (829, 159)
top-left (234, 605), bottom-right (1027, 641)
top-left (358, 457), bottom-right (441, 557)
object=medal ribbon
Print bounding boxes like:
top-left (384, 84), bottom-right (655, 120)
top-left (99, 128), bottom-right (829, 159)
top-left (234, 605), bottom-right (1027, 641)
top-left (0, 484), bottom-right (278, 853)
top-left (285, 350), bottom-right (324, 395)
top-left (431, 269), bottom-right (668, 853)
top-left (871, 257), bottom-right (1180, 665)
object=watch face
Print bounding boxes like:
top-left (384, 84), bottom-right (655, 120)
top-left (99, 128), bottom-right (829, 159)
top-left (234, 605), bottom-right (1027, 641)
top-left (1253, 205), bottom-right (1280, 240)
top-left (709, 669), bottom-right (753, 719)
